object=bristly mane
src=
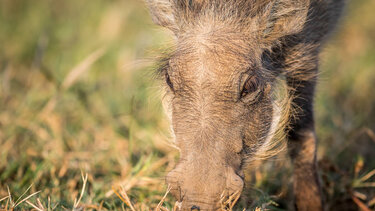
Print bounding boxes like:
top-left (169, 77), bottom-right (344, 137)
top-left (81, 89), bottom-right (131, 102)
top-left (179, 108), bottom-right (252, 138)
top-left (148, 0), bottom-right (309, 44)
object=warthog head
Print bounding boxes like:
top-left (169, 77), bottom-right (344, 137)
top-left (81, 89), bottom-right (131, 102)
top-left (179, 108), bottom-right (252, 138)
top-left (147, 0), bottom-right (308, 209)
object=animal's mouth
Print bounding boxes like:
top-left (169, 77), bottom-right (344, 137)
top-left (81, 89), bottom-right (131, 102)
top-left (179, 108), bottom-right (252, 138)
top-left (174, 202), bottom-right (221, 211)
top-left (172, 189), bottom-right (242, 211)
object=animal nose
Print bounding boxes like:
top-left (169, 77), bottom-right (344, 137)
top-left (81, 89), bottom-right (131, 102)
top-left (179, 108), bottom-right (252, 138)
top-left (191, 205), bottom-right (200, 211)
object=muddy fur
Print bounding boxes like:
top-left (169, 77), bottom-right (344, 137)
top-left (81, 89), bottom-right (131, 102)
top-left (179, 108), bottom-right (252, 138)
top-left (147, 0), bottom-right (346, 210)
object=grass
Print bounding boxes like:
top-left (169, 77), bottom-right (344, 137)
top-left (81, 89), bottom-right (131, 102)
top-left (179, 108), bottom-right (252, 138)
top-left (0, 0), bottom-right (374, 210)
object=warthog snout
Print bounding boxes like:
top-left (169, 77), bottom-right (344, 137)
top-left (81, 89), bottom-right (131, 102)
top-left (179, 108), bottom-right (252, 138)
top-left (167, 157), bottom-right (244, 209)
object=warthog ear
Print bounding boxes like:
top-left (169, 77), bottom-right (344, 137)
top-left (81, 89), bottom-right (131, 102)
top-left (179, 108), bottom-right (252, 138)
top-left (260, 0), bottom-right (309, 46)
top-left (146, 0), bottom-right (177, 33)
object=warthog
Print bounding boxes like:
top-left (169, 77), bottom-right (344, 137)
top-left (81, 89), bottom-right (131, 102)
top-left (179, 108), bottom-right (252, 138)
top-left (146, 0), bottom-right (345, 210)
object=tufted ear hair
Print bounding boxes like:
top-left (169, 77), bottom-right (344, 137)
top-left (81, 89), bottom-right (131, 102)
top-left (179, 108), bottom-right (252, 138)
top-left (259, 0), bottom-right (310, 47)
top-left (146, 0), bottom-right (177, 33)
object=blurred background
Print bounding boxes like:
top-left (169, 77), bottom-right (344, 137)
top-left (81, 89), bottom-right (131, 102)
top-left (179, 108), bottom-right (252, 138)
top-left (0, 0), bottom-right (374, 210)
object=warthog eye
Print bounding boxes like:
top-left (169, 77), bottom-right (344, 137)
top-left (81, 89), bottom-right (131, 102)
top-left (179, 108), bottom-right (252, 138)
top-left (239, 74), bottom-right (263, 103)
top-left (165, 72), bottom-right (174, 90)
top-left (241, 76), bottom-right (258, 97)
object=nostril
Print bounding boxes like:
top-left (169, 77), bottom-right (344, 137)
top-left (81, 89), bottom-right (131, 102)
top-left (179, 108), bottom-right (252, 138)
top-left (191, 205), bottom-right (200, 211)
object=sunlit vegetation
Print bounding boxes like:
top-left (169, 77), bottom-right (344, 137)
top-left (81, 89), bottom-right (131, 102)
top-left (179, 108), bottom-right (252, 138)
top-left (0, 0), bottom-right (374, 210)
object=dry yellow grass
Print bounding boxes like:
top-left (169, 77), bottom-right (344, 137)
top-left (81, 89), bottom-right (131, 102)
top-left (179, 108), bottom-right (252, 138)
top-left (0, 0), bottom-right (374, 210)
